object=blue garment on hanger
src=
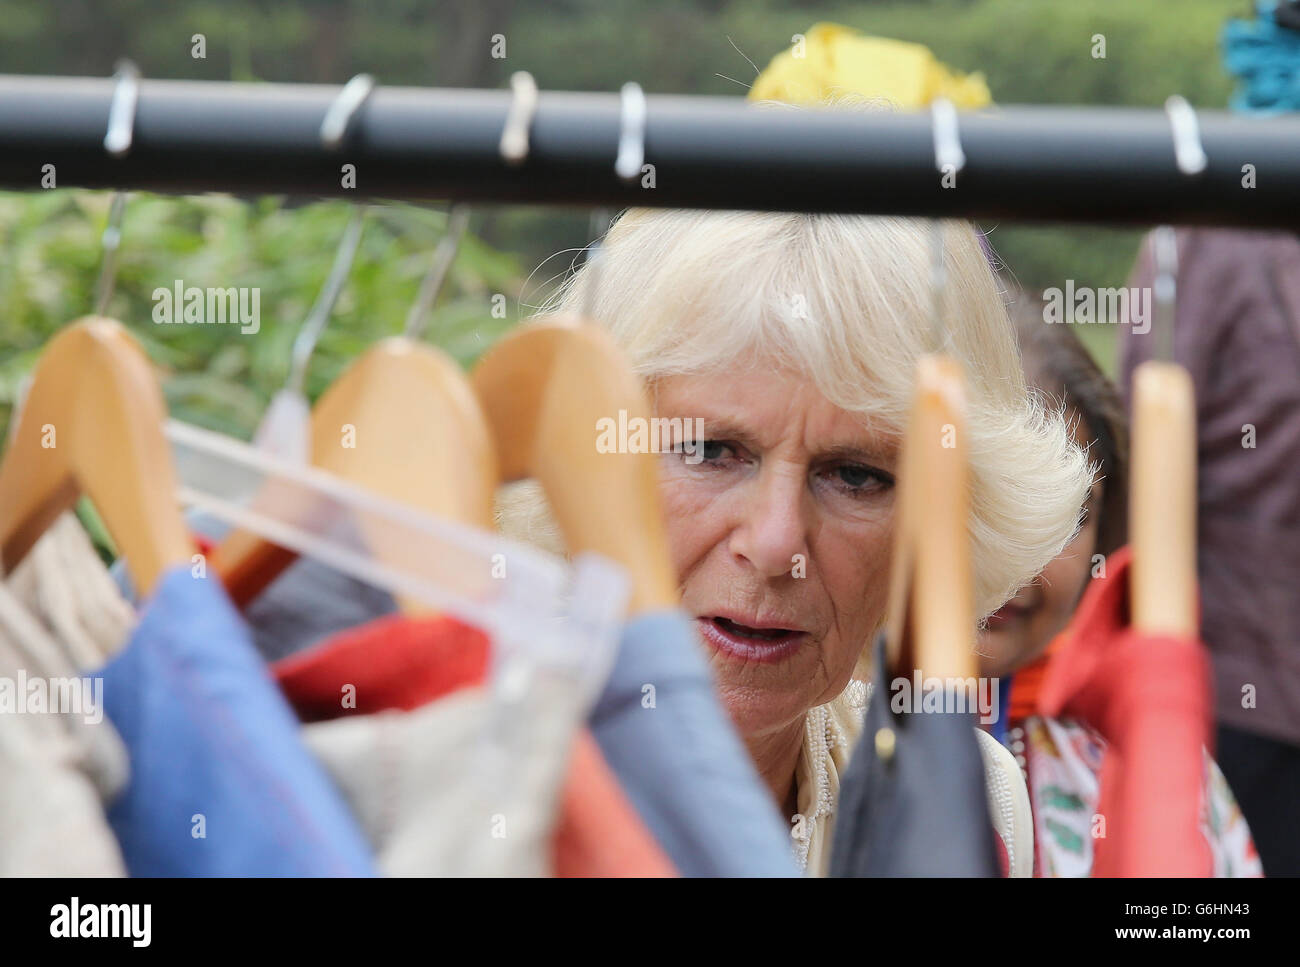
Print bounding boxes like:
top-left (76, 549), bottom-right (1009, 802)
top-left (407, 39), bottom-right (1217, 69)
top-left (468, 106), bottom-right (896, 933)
top-left (589, 609), bottom-right (800, 877)
top-left (1223, 1), bottom-right (1300, 115)
top-left (97, 566), bottom-right (376, 876)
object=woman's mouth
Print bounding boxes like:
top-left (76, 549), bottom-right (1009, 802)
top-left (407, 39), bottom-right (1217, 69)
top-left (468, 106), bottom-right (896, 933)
top-left (696, 616), bottom-right (808, 664)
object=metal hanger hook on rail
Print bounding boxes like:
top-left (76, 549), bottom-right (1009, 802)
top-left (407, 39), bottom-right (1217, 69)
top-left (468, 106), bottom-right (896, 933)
top-left (1151, 226), bottom-right (1179, 364)
top-left (499, 71), bottom-right (539, 165)
top-left (615, 81), bottom-right (646, 183)
top-left (284, 76), bottom-right (378, 396)
top-left (404, 205), bottom-right (470, 341)
top-left (580, 86), bottom-right (644, 318)
top-left (1148, 95), bottom-right (1204, 363)
top-left (94, 59), bottom-right (141, 317)
top-left (1164, 94), bottom-right (1207, 177)
top-left (928, 97), bottom-right (964, 353)
top-left (320, 73), bottom-right (375, 150)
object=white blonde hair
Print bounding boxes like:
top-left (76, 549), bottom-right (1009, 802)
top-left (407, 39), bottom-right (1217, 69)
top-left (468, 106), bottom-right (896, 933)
top-left (498, 207), bottom-right (1094, 628)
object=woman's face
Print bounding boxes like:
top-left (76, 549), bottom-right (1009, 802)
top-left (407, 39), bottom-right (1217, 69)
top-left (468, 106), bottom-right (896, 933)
top-left (652, 360), bottom-right (897, 740)
top-left (977, 407), bottom-right (1102, 678)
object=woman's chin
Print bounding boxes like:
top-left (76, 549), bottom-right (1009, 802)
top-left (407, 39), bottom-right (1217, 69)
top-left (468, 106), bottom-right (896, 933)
top-left (976, 626), bottom-right (1025, 680)
top-left (713, 678), bottom-right (810, 739)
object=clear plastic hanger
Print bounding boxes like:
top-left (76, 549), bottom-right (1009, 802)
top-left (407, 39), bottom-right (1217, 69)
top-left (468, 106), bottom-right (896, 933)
top-left (168, 418), bottom-right (627, 703)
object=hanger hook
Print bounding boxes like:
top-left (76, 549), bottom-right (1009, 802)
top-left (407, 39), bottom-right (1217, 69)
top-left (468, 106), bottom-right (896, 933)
top-left (1151, 226), bottom-right (1179, 363)
top-left (1148, 97), bottom-right (1200, 362)
top-left (928, 98), bottom-right (963, 352)
top-left (500, 71), bottom-right (539, 165)
top-left (404, 205), bottom-right (471, 341)
top-left (615, 82), bottom-right (647, 182)
top-left (931, 96), bottom-right (966, 179)
top-left (1164, 95), bottom-right (1207, 177)
top-left (94, 60), bottom-right (140, 316)
top-left (281, 77), bottom-right (381, 392)
top-left (286, 206), bottom-right (369, 395)
top-left (320, 73), bottom-right (375, 150)
top-left (103, 58), bottom-right (140, 157)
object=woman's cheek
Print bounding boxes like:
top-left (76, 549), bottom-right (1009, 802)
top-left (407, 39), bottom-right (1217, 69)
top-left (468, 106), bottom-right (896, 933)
top-left (655, 464), bottom-right (733, 572)
top-left (811, 527), bottom-right (893, 696)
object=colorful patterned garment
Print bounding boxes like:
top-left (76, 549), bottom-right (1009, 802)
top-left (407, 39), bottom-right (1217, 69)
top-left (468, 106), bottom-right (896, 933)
top-left (996, 636), bottom-right (1262, 878)
top-left (1011, 713), bottom-right (1261, 878)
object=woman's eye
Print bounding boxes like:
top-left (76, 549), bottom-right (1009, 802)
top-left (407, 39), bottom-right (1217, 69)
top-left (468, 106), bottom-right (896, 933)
top-left (826, 463), bottom-right (893, 496)
top-left (699, 440), bottom-right (730, 461)
top-left (673, 439), bottom-right (733, 462)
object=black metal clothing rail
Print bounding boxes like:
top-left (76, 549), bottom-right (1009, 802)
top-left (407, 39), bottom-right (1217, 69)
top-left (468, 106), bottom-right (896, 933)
top-left (2, 74), bottom-right (1299, 228)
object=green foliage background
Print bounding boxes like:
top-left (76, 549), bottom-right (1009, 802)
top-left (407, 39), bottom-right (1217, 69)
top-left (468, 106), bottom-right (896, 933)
top-left (0, 0), bottom-right (1253, 444)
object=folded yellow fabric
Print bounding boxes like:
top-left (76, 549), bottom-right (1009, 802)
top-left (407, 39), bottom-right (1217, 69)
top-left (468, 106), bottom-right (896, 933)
top-left (749, 22), bottom-right (992, 109)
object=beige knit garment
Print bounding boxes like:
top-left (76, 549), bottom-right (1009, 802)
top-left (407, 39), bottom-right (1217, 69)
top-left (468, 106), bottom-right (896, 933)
top-left (0, 512), bottom-right (135, 876)
top-left (301, 676), bottom-right (583, 876)
top-left (791, 682), bottom-right (1034, 878)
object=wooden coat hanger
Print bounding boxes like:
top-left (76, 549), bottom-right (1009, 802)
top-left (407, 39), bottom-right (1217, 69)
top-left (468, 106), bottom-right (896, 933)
top-left (878, 109), bottom-right (980, 682)
top-left (468, 81), bottom-right (677, 617)
top-left (1, 77), bottom-right (195, 596)
top-left (212, 339), bottom-right (498, 613)
top-left (882, 352), bottom-right (976, 682)
top-left (471, 316), bottom-right (679, 617)
top-left (1129, 227), bottom-right (1197, 637)
top-left (0, 318), bottom-right (193, 596)
top-left (214, 78), bottom-right (498, 612)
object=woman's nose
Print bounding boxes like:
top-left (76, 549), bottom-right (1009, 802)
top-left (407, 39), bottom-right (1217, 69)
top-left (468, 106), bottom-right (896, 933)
top-left (727, 462), bottom-right (810, 579)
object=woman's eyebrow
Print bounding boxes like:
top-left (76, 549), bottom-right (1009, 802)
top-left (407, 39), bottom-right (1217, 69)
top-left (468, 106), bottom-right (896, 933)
top-left (687, 418), bottom-right (897, 466)
top-left (819, 443), bottom-right (898, 467)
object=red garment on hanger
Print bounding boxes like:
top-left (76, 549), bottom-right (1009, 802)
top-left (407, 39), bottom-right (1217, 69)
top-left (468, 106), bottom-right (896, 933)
top-left (1036, 545), bottom-right (1214, 877)
top-left (273, 614), bottom-right (676, 877)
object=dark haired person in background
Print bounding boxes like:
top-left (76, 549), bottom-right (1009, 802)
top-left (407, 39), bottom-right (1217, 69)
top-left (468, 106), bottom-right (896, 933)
top-left (979, 292), bottom-right (1262, 877)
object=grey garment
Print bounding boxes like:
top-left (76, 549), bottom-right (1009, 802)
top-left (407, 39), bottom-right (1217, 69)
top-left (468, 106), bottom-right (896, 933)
top-left (111, 511), bottom-right (398, 663)
top-left (1122, 228), bottom-right (1300, 747)
top-left (242, 555), bottom-right (397, 663)
top-left (0, 573), bottom-right (128, 876)
top-left (301, 681), bottom-right (578, 876)
top-left (829, 636), bottom-right (998, 877)
top-left (590, 609), bottom-right (800, 877)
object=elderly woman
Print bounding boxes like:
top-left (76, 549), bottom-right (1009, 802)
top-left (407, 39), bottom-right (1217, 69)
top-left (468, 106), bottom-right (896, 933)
top-left (503, 208), bottom-right (1093, 874)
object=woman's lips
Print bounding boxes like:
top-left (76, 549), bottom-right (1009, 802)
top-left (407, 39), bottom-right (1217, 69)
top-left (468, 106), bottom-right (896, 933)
top-left (696, 616), bottom-right (808, 664)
